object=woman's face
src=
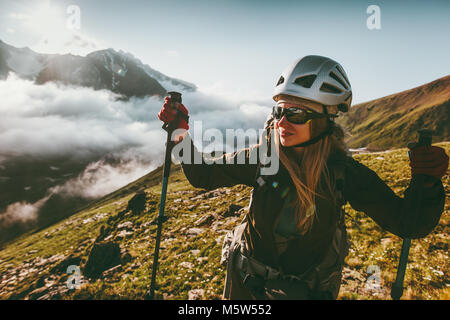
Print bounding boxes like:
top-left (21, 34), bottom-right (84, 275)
top-left (275, 102), bottom-right (313, 147)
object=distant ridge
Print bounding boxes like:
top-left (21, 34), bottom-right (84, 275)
top-left (337, 75), bottom-right (450, 150)
top-left (0, 39), bottom-right (196, 99)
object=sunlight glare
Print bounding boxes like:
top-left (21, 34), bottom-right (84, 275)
top-left (26, 1), bottom-right (66, 40)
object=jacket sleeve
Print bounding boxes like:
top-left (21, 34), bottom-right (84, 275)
top-left (343, 157), bottom-right (445, 239)
top-left (172, 132), bottom-right (260, 190)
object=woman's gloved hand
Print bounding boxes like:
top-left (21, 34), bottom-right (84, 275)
top-left (409, 145), bottom-right (449, 185)
top-left (157, 96), bottom-right (189, 130)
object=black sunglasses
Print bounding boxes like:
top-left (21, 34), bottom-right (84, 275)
top-left (272, 106), bottom-right (333, 124)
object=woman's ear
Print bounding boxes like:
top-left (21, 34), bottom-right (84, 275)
top-left (310, 117), bottom-right (328, 139)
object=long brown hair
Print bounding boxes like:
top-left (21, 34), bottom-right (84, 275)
top-left (264, 111), bottom-right (349, 235)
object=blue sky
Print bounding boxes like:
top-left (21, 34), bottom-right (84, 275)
top-left (1, 0), bottom-right (449, 104)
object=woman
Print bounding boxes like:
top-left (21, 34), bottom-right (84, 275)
top-left (158, 55), bottom-right (448, 300)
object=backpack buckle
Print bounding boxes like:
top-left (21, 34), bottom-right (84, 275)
top-left (265, 265), bottom-right (280, 280)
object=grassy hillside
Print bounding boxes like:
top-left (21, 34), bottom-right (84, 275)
top-left (337, 75), bottom-right (450, 150)
top-left (0, 154), bottom-right (109, 245)
top-left (0, 142), bottom-right (448, 300)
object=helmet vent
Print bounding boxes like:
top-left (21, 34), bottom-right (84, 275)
top-left (320, 83), bottom-right (342, 94)
top-left (276, 76), bottom-right (285, 86)
top-left (293, 75), bottom-right (317, 88)
top-left (329, 71), bottom-right (348, 90)
top-left (335, 65), bottom-right (350, 87)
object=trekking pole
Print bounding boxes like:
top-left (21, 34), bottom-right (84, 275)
top-left (148, 91), bottom-right (183, 300)
top-left (390, 129), bottom-right (433, 300)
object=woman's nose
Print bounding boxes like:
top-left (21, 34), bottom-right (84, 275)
top-left (278, 114), bottom-right (289, 127)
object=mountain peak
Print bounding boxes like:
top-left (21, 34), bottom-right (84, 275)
top-left (0, 39), bottom-right (196, 95)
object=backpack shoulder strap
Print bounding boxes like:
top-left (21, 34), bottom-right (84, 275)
top-left (329, 152), bottom-right (351, 228)
top-left (333, 160), bottom-right (346, 207)
top-left (327, 149), bottom-right (348, 202)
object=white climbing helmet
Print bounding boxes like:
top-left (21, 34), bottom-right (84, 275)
top-left (273, 55), bottom-right (352, 113)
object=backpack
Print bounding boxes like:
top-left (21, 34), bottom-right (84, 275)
top-left (220, 150), bottom-right (351, 299)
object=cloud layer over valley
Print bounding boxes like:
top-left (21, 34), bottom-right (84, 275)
top-left (0, 73), bottom-right (271, 233)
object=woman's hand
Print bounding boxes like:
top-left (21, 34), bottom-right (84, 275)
top-left (157, 96), bottom-right (189, 130)
top-left (409, 145), bottom-right (449, 185)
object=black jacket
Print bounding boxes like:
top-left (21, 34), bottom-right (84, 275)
top-left (174, 132), bottom-right (445, 297)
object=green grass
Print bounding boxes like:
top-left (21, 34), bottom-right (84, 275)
top-left (0, 142), bottom-right (448, 300)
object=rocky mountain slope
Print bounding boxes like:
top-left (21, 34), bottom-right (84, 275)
top-left (0, 142), bottom-right (448, 300)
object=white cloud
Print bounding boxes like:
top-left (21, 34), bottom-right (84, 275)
top-left (0, 75), bottom-right (271, 203)
top-left (196, 80), bottom-right (271, 104)
top-left (49, 159), bottom-right (151, 199)
top-left (0, 74), bottom-right (164, 160)
top-left (9, 12), bottom-right (29, 21)
top-left (167, 50), bottom-right (178, 57)
top-left (0, 195), bottom-right (51, 227)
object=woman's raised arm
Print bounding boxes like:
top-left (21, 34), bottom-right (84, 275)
top-left (173, 132), bottom-right (260, 190)
top-left (343, 156), bottom-right (446, 239)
